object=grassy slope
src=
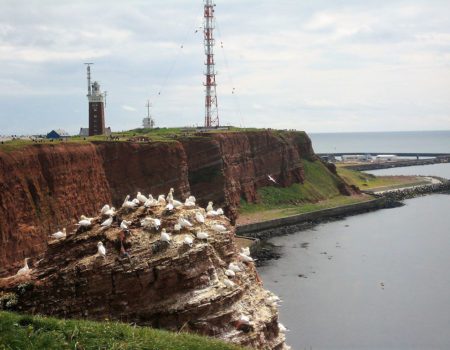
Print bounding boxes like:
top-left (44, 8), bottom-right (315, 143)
top-left (0, 311), bottom-right (243, 350)
top-left (238, 160), bottom-right (372, 224)
top-left (336, 166), bottom-right (426, 191)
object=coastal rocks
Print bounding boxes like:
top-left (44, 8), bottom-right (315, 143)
top-left (0, 200), bottom-right (289, 350)
top-left (379, 179), bottom-right (450, 202)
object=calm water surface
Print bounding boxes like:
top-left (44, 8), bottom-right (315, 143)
top-left (259, 164), bottom-right (450, 350)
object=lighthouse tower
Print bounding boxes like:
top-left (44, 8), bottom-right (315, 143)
top-left (85, 64), bottom-right (106, 136)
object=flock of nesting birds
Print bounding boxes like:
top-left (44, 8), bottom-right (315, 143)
top-left (14, 188), bottom-right (287, 334)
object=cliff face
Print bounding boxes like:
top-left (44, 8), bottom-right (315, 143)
top-left (0, 203), bottom-right (288, 349)
top-left (0, 131), bottom-right (350, 273)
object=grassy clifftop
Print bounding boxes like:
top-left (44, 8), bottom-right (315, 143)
top-left (0, 311), bottom-right (243, 350)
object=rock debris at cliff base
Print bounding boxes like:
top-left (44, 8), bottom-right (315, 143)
top-left (0, 195), bottom-right (289, 350)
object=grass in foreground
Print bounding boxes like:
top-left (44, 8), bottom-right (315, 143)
top-left (0, 311), bottom-right (243, 350)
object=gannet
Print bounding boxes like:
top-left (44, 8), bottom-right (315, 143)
top-left (172, 199), bottom-right (183, 208)
top-left (80, 215), bottom-right (94, 221)
top-left (51, 228), bottom-right (66, 240)
top-left (241, 247), bottom-right (251, 256)
top-left (278, 323), bottom-right (288, 332)
top-left (174, 223), bottom-right (182, 232)
top-left (268, 174), bottom-right (278, 184)
top-left (120, 220), bottom-right (131, 230)
top-left (100, 204), bottom-right (110, 216)
top-left (144, 196), bottom-right (158, 207)
top-left (165, 200), bottom-right (174, 211)
top-left (223, 278), bottom-right (235, 289)
top-left (122, 195), bottom-right (138, 209)
top-left (225, 269), bottom-right (236, 278)
top-left (183, 235), bottom-right (194, 247)
top-left (196, 230), bottom-right (209, 240)
top-left (228, 262), bottom-right (242, 273)
top-left (17, 258), bottom-right (30, 276)
top-left (216, 208), bottom-right (224, 215)
top-left (178, 217), bottom-right (193, 228)
top-left (78, 218), bottom-right (92, 228)
top-left (158, 194), bottom-right (166, 205)
top-left (132, 198), bottom-right (140, 205)
top-left (212, 224), bottom-right (227, 233)
top-left (195, 212), bottom-right (205, 224)
top-left (188, 195), bottom-right (196, 203)
top-left (161, 229), bottom-right (171, 243)
top-left (97, 242), bottom-right (106, 257)
top-left (206, 201), bottom-right (214, 212)
top-left (167, 188), bottom-right (174, 201)
top-left (206, 210), bottom-right (219, 217)
top-left (141, 217), bottom-right (161, 230)
top-left (184, 198), bottom-right (195, 207)
top-left (239, 315), bottom-right (251, 325)
top-left (104, 207), bottom-right (116, 217)
top-left (101, 217), bottom-right (113, 228)
top-left (136, 192), bottom-right (148, 204)
top-left (239, 252), bottom-right (254, 263)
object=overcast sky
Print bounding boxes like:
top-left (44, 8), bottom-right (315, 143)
top-left (1, 0), bottom-right (450, 135)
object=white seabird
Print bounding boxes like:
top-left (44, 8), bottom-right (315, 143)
top-left (100, 204), bottom-right (110, 216)
top-left (51, 228), bottom-right (66, 240)
top-left (97, 241), bottom-right (106, 257)
top-left (158, 194), bottom-right (166, 205)
top-left (196, 230), bottom-right (209, 240)
top-left (80, 215), bottom-right (94, 221)
top-left (122, 195), bottom-right (138, 209)
top-left (172, 199), bottom-right (183, 208)
top-left (17, 258), bottom-right (30, 276)
top-left (268, 174), bottom-right (278, 184)
top-left (101, 217), bottom-right (113, 228)
top-left (206, 210), bottom-right (219, 217)
top-left (206, 201), bottom-right (214, 212)
top-left (278, 323), bottom-right (288, 332)
top-left (195, 212), bottom-right (205, 224)
top-left (223, 278), bottom-right (235, 289)
top-left (78, 218), bottom-right (92, 228)
top-left (137, 192), bottom-right (148, 204)
top-left (174, 223), bottom-right (182, 232)
top-left (228, 262), bottom-right (242, 273)
top-left (167, 188), bottom-right (174, 201)
top-left (239, 252), bottom-right (254, 263)
top-left (183, 235), bottom-right (194, 247)
top-left (216, 208), bottom-right (224, 215)
top-left (184, 198), bottom-right (195, 207)
top-left (241, 247), bottom-right (251, 256)
top-left (165, 200), bottom-right (174, 211)
top-left (178, 217), bottom-right (193, 228)
top-left (161, 229), bottom-right (171, 243)
top-left (104, 207), bottom-right (116, 217)
top-left (120, 220), bottom-right (131, 230)
top-left (225, 269), bottom-right (236, 278)
top-left (212, 224), bottom-right (227, 233)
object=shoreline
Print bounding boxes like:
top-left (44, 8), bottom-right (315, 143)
top-left (238, 179), bottom-right (450, 261)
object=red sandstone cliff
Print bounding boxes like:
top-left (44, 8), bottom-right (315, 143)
top-left (0, 131), bottom-right (352, 273)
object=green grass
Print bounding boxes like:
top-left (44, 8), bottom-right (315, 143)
top-left (336, 166), bottom-right (425, 190)
top-left (238, 195), bottom-right (372, 223)
top-left (0, 311), bottom-right (244, 350)
top-left (240, 160), bottom-right (344, 214)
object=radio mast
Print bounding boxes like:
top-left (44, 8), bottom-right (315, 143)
top-left (203, 0), bottom-right (220, 128)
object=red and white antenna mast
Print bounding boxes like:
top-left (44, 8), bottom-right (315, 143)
top-left (204, 0), bottom-right (220, 128)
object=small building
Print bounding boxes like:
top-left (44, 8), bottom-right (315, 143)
top-left (342, 154), bottom-right (372, 162)
top-left (376, 154), bottom-right (398, 162)
top-left (47, 129), bottom-right (70, 139)
top-left (79, 128), bottom-right (89, 137)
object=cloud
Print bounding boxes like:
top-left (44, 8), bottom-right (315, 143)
top-left (0, 0), bottom-right (449, 134)
top-left (122, 105), bottom-right (137, 112)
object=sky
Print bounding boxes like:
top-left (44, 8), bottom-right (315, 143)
top-left (0, 0), bottom-right (450, 135)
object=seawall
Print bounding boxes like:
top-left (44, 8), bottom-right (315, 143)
top-left (236, 198), bottom-right (388, 240)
